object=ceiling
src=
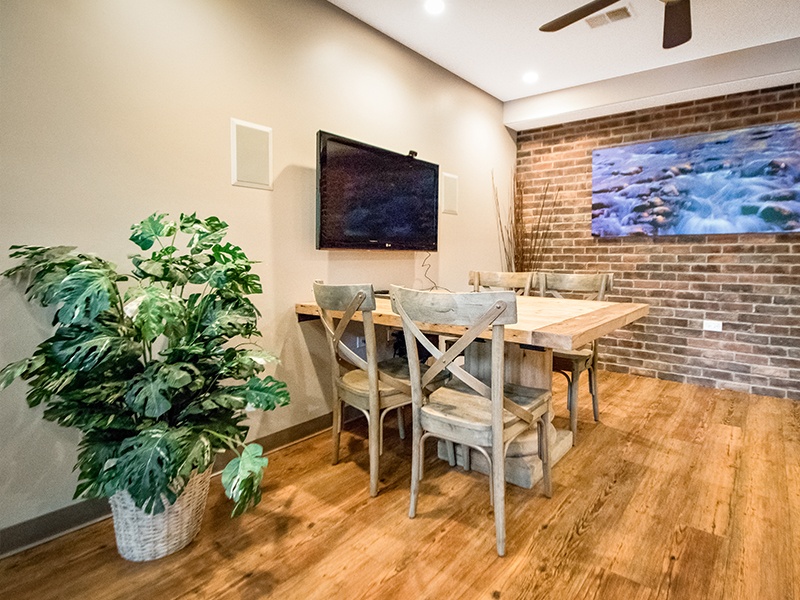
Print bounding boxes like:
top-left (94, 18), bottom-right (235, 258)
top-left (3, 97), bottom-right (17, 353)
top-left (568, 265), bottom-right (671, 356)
top-left (325, 0), bottom-right (800, 103)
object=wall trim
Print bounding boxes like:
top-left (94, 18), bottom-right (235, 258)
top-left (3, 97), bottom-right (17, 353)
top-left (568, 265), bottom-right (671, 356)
top-left (0, 413), bottom-right (333, 559)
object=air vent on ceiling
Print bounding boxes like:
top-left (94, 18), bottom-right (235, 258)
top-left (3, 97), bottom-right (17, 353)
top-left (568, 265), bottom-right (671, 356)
top-left (585, 4), bottom-right (632, 28)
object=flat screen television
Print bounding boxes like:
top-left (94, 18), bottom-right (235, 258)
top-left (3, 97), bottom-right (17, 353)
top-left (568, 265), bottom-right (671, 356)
top-left (316, 131), bottom-right (439, 250)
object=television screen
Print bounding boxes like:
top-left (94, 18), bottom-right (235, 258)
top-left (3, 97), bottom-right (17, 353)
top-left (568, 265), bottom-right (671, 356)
top-left (591, 122), bottom-right (800, 237)
top-left (316, 131), bottom-right (439, 250)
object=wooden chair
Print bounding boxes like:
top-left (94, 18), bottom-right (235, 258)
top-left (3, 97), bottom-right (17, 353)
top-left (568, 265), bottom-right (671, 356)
top-left (436, 271), bottom-right (535, 355)
top-left (314, 281), bottom-right (414, 497)
top-left (391, 285), bottom-right (552, 556)
top-left (536, 272), bottom-right (612, 444)
top-left (469, 270), bottom-right (535, 295)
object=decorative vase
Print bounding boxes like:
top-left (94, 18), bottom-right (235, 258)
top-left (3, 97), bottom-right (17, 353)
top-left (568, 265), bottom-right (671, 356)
top-left (108, 468), bottom-right (213, 562)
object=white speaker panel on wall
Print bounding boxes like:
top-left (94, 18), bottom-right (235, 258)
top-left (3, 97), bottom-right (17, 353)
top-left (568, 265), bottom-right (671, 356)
top-left (441, 172), bottom-right (458, 215)
top-left (231, 118), bottom-right (273, 190)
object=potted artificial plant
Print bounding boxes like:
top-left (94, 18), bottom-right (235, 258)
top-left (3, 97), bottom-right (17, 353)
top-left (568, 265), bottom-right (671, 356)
top-left (0, 213), bottom-right (290, 561)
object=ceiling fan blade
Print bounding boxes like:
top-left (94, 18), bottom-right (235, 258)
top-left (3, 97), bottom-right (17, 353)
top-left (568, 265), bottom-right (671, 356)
top-left (539, 0), bottom-right (622, 32)
top-left (663, 0), bottom-right (692, 48)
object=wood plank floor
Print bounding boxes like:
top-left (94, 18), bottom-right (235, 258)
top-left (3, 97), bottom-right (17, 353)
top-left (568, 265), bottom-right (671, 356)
top-left (2, 372), bottom-right (799, 599)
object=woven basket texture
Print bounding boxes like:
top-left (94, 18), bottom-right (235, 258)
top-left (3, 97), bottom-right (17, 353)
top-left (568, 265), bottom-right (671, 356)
top-left (108, 468), bottom-right (213, 562)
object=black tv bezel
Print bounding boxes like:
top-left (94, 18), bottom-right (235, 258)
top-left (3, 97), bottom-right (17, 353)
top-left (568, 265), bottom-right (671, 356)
top-left (315, 130), bottom-right (439, 251)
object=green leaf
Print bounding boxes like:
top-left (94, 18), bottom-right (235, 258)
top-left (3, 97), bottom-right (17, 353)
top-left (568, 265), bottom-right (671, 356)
top-left (129, 213), bottom-right (176, 251)
top-left (50, 325), bottom-right (140, 371)
top-left (74, 434), bottom-right (125, 500)
top-left (221, 443), bottom-right (269, 517)
top-left (223, 348), bottom-right (279, 379)
top-left (178, 435), bottom-right (213, 479)
top-left (228, 376), bottom-right (290, 411)
top-left (124, 363), bottom-right (196, 418)
top-left (200, 390), bottom-right (247, 411)
top-left (0, 358), bottom-right (33, 390)
top-left (124, 286), bottom-right (185, 343)
top-left (54, 268), bottom-right (117, 325)
top-left (130, 256), bottom-right (166, 279)
top-left (47, 379), bottom-right (134, 431)
top-left (192, 296), bottom-right (259, 340)
top-left (106, 425), bottom-right (195, 514)
top-left (162, 363), bottom-right (194, 388)
top-left (4, 245), bottom-right (76, 279)
top-left (125, 370), bottom-right (173, 418)
top-left (4, 246), bottom-right (119, 308)
top-left (20, 357), bottom-right (77, 408)
top-left (179, 213), bottom-right (229, 253)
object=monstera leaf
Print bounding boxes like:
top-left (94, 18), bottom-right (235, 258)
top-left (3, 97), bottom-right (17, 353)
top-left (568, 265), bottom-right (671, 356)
top-left (0, 357), bottom-right (36, 390)
top-left (107, 425), bottom-right (197, 514)
top-left (50, 325), bottom-right (140, 371)
top-left (124, 363), bottom-right (199, 418)
top-left (221, 443), bottom-right (270, 517)
top-left (178, 434), bottom-right (214, 480)
top-left (124, 285), bottom-right (185, 343)
top-left (180, 213), bottom-right (229, 253)
top-left (227, 376), bottom-right (290, 411)
top-left (129, 213), bottom-right (177, 251)
top-left (55, 268), bottom-right (117, 325)
top-left (222, 348), bottom-right (278, 379)
top-left (74, 433), bottom-right (126, 500)
top-left (4, 246), bottom-right (118, 308)
top-left (192, 295), bottom-right (259, 340)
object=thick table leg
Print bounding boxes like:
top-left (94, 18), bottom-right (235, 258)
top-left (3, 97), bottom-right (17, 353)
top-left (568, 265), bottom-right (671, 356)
top-left (445, 343), bottom-right (573, 489)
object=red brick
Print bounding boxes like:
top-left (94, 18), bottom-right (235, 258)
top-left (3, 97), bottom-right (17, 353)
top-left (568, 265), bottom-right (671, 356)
top-left (515, 83), bottom-right (799, 398)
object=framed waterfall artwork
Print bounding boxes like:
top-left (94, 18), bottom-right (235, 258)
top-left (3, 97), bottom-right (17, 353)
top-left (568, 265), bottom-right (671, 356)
top-left (590, 122), bottom-right (800, 237)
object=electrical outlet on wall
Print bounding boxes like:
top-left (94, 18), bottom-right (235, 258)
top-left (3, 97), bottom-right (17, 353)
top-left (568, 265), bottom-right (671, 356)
top-left (702, 319), bottom-right (723, 332)
top-left (355, 336), bottom-right (365, 348)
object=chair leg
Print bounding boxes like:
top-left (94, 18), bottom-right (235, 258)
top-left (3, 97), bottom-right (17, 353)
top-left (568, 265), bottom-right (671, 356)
top-left (568, 366), bottom-right (580, 445)
top-left (368, 407), bottom-right (380, 497)
top-left (462, 444), bottom-right (471, 471)
top-left (379, 409), bottom-right (388, 456)
top-left (492, 440), bottom-right (506, 557)
top-left (539, 417), bottom-right (553, 498)
top-left (588, 367), bottom-right (600, 422)
top-left (409, 422), bottom-right (422, 518)
top-left (331, 397), bottom-right (342, 465)
top-left (396, 406), bottom-right (406, 439)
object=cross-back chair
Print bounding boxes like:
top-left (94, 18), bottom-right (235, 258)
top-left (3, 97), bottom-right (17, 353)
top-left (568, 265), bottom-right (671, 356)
top-left (469, 270), bottom-right (535, 296)
top-left (391, 285), bottom-right (552, 556)
top-left (314, 281), bottom-right (414, 497)
top-left (537, 272), bottom-right (612, 444)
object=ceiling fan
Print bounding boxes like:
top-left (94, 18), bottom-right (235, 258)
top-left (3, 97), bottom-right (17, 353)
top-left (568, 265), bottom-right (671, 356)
top-left (539, 0), bottom-right (692, 49)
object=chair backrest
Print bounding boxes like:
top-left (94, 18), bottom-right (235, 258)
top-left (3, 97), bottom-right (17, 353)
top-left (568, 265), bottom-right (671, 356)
top-left (390, 285), bottom-right (518, 408)
top-left (469, 270), bottom-right (535, 296)
top-left (313, 281), bottom-right (377, 376)
top-left (537, 272), bottom-right (612, 301)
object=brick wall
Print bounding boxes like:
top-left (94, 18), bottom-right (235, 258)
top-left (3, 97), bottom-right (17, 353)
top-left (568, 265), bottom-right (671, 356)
top-left (516, 83), bottom-right (800, 400)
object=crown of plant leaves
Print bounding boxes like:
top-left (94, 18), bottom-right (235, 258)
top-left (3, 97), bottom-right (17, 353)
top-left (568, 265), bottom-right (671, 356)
top-left (1, 213), bottom-right (289, 517)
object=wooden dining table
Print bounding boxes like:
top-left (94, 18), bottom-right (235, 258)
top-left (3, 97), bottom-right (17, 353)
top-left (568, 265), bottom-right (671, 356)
top-left (296, 293), bottom-right (649, 488)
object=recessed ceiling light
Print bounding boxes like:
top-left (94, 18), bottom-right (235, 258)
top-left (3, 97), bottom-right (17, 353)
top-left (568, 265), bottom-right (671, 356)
top-left (424, 0), bottom-right (445, 15)
top-left (522, 71), bottom-right (539, 84)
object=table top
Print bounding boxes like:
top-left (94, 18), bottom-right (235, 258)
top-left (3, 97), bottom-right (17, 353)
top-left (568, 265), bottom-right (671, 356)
top-left (295, 295), bottom-right (649, 351)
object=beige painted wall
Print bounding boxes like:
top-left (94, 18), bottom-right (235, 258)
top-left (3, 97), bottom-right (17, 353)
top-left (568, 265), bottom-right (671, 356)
top-left (0, 0), bottom-right (516, 528)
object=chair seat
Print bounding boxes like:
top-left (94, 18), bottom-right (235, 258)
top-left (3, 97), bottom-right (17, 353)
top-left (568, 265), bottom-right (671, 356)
top-left (422, 383), bottom-right (549, 447)
top-left (339, 369), bottom-right (408, 408)
top-left (379, 355), bottom-right (450, 388)
top-left (553, 347), bottom-right (593, 371)
top-left (376, 356), bottom-right (413, 379)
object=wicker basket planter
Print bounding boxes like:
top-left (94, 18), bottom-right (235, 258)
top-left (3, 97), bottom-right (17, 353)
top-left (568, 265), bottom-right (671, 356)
top-left (108, 468), bottom-right (213, 562)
